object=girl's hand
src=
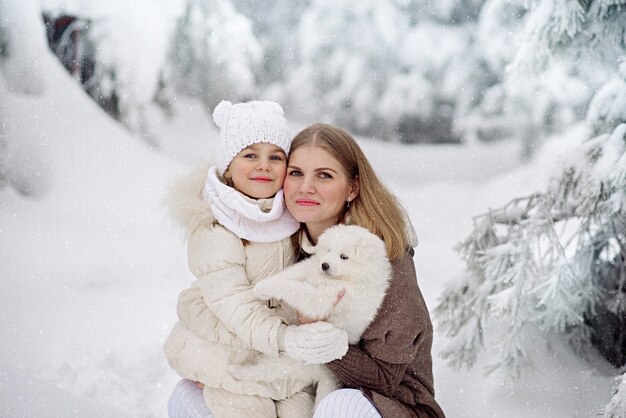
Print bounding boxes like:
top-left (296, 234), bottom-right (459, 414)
top-left (297, 289), bottom-right (345, 324)
top-left (283, 321), bottom-right (349, 364)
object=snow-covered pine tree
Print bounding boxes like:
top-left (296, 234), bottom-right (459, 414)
top-left (605, 372), bottom-right (626, 417)
top-left (282, 0), bottom-right (409, 138)
top-left (283, 0), bottom-right (486, 143)
top-left (457, 0), bottom-right (612, 157)
top-left (231, 0), bottom-right (310, 88)
top-left (435, 0), bottom-right (626, 408)
top-left (159, 0), bottom-right (261, 113)
top-left (435, 109), bottom-right (626, 376)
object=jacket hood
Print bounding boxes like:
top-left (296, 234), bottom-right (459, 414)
top-left (164, 161), bottom-right (216, 237)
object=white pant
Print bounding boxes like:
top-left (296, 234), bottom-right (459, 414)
top-left (167, 379), bottom-right (314, 418)
top-left (168, 379), bottom-right (213, 418)
top-left (313, 389), bottom-right (381, 418)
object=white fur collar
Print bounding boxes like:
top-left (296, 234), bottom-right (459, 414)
top-left (203, 165), bottom-right (300, 242)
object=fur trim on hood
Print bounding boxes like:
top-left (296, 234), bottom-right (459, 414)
top-left (164, 161), bottom-right (216, 238)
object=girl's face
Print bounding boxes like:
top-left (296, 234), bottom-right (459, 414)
top-left (225, 142), bottom-right (287, 199)
top-left (284, 145), bottom-right (359, 241)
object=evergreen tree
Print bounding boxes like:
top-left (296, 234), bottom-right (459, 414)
top-left (435, 1), bottom-right (626, 411)
top-left (282, 0), bottom-right (486, 143)
top-left (232, 0), bottom-right (310, 87)
top-left (160, 0), bottom-right (262, 112)
top-left (282, 0), bottom-right (409, 137)
top-left (458, 0), bottom-right (603, 157)
top-left (605, 372), bottom-right (626, 417)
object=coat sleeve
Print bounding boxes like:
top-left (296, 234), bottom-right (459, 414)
top-left (163, 322), bottom-right (310, 401)
top-left (325, 251), bottom-right (441, 415)
top-left (181, 224), bottom-right (285, 357)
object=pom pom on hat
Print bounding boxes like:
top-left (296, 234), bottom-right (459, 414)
top-left (212, 100), bottom-right (290, 175)
top-left (212, 100), bottom-right (232, 128)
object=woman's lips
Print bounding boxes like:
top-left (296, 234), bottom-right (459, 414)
top-left (295, 199), bottom-right (319, 206)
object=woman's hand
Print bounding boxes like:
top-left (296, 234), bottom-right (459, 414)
top-left (297, 289), bottom-right (345, 324)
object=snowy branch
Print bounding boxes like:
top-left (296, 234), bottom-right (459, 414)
top-left (436, 120), bottom-right (626, 383)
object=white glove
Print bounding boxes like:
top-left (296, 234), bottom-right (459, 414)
top-left (283, 322), bottom-right (348, 365)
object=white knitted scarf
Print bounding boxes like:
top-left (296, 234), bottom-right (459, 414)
top-left (203, 166), bottom-right (300, 242)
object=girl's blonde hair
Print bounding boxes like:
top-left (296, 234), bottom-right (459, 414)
top-left (290, 123), bottom-right (416, 261)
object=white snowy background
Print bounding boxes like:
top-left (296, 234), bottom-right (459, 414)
top-left (1, 1), bottom-right (623, 417)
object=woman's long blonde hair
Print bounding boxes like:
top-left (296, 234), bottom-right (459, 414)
top-left (290, 123), bottom-right (416, 261)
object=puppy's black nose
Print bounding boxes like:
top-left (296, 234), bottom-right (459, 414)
top-left (321, 262), bottom-right (329, 272)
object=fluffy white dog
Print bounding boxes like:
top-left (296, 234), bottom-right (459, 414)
top-left (229, 224), bottom-right (392, 403)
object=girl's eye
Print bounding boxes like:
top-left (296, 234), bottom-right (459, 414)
top-left (270, 154), bottom-right (284, 161)
top-left (288, 170), bottom-right (303, 177)
top-left (243, 153), bottom-right (257, 159)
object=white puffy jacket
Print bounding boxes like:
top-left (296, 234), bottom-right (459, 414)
top-left (163, 164), bottom-right (305, 400)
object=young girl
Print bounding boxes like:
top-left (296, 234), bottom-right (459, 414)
top-left (163, 101), bottom-right (348, 418)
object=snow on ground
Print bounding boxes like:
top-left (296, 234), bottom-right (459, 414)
top-left (0, 49), bottom-right (619, 417)
top-left (0, 48), bottom-right (192, 416)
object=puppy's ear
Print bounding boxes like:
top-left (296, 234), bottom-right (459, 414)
top-left (355, 235), bottom-right (384, 260)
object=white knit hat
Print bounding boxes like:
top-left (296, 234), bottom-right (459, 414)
top-left (212, 100), bottom-right (290, 175)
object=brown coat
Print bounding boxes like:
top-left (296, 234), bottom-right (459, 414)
top-left (325, 250), bottom-right (446, 418)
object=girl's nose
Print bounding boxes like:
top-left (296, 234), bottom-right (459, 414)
top-left (256, 158), bottom-right (270, 171)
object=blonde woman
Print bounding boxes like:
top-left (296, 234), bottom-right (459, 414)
top-left (283, 124), bottom-right (445, 418)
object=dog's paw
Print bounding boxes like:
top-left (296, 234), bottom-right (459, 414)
top-left (254, 280), bottom-right (276, 300)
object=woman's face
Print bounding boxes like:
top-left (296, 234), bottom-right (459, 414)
top-left (284, 145), bottom-right (359, 240)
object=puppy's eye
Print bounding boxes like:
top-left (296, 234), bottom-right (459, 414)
top-left (340, 254), bottom-right (349, 260)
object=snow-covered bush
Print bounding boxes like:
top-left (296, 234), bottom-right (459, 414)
top-left (0, 0), bottom-right (50, 197)
top-left (0, 1), bottom-right (46, 95)
top-left (39, 1), bottom-right (179, 143)
top-left (39, 0), bottom-right (261, 143)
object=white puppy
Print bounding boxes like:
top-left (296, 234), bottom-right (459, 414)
top-left (229, 224), bottom-right (392, 403)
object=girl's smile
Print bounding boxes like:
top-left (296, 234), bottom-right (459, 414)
top-left (225, 143), bottom-right (287, 199)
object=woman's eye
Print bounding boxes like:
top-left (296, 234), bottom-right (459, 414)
top-left (340, 254), bottom-right (349, 260)
top-left (319, 172), bottom-right (333, 179)
top-left (288, 170), bottom-right (303, 176)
